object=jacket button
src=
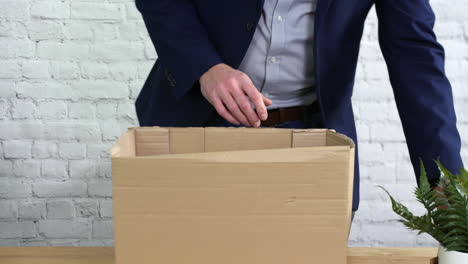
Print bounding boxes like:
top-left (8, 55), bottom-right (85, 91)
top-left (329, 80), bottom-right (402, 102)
top-left (164, 68), bottom-right (176, 87)
top-left (246, 22), bottom-right (255, 32)
top-left (168, 78), bottom-right (176, 87)
top-left (169, 77), bottom-right (176, 87)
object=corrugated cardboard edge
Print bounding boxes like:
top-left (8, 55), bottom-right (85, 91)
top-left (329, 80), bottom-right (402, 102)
top-left (327, 130), bottom-right (355, 238)
top-left (291, 129), bottom-right (356, 239)
top-left (110, 128), bottom-right (136, 157)
top-left (326, 130), bottom-right (355, 149)
top-left (346, 248), bottom-right (438, 264)
top-left (291, 129), bottom-right (328, 147)
top-left (110, 127), bottom-right (135, 254)
top-left (134, 127), bottom-right (170, 156)
top-left (117, 145), bottom-right (351, 164)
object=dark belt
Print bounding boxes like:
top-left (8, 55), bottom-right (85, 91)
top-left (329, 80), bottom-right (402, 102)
top-left (261, 101), bottom-right (320, 127)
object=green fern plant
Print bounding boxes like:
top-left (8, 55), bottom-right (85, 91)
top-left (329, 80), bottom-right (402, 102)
top-left (379, 157), bottom-right (468, 253)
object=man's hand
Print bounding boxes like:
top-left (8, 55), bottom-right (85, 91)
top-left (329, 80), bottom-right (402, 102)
top-left (200, 63), bottom-right (272, 127)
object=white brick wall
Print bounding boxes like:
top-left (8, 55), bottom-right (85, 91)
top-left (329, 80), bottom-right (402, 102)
top-left (0, 0), bottom-right (466, 247)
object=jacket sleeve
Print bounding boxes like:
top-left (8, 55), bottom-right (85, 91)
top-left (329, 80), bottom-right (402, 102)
top-left (135, 0), bottom-right (224, 100)
top-left (374, 0), bottom-right (464, 186)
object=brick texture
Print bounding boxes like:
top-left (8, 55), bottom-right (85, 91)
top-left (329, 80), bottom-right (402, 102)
top-left (0, 0), bottom-right (466, 247)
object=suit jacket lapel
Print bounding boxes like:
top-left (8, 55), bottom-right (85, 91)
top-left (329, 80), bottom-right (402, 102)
top-left (257, 0), bottom-right (265, 12)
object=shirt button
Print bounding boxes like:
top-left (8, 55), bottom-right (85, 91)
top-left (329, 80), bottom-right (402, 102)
top-left (277, 15), bottom-right (283, 21)
top-left (270, 57), bottom-right (277, 63)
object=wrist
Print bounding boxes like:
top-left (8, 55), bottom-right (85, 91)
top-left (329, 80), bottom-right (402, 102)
top-left (200, 63), bottom-right (228, 83)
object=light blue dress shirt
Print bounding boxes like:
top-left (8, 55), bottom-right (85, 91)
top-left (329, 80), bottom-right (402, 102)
top-left (238, 0), bottom-right (318, 110)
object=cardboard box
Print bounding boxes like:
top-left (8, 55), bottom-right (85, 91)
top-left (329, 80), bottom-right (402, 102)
top-left (111, 126), bottom-right (355, 264)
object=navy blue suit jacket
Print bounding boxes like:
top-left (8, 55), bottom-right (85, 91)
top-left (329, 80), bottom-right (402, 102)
top-left (134, 0), bottom-right (464, 211)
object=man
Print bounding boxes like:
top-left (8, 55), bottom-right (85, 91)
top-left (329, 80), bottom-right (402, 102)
top-left (134, 0), bottom-right (465, 221)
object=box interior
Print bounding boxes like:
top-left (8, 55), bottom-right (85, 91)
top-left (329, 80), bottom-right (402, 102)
top-left (111, 126), bottom-right (354, 158)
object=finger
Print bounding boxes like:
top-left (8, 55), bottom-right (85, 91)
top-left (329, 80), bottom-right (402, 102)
top-left (262, 94), bottom-right (273, 106)
top-left (239, 75), bottom-right (269, 121)
top-left (212, 97), bottom-right (241, 125)
top-left (242, 86), bottom-right (269, 122)
top-left (220, 92), bottom-right (251, 126)
top-left (231, 88), bottom-right (261, 127)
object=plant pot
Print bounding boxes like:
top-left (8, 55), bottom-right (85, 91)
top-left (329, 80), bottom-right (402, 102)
top-left (438, 245), bottom-right (468, 264)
